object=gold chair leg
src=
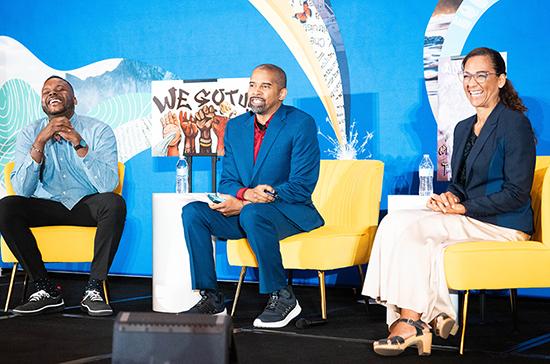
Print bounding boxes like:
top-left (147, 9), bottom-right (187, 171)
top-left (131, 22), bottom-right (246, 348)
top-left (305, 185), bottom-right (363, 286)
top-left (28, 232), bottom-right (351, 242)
top-left (103, 280), bottom-right (110, 305)
top-left (4, 263), bottom-right (18, 312)
top-left (231, 266), bottom-right (247, 317)
top-left (317, 270), bottom-right (327, 320)
top-left (460, 290), bottom-right (470, 355)
top-left (357, 265), bottom-right (365, 284)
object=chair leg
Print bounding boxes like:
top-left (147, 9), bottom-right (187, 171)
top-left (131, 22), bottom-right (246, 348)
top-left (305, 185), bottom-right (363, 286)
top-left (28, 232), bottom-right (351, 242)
top-left (231, 267), bottom-right (247, 317)
top-left (479, 289), bottom-right (486, 324)
top-left (4, 263), bottom-right (18, 312)
top-left (103, 280), bottom-right (110, 305)
top-left (317, 271), bottom-right (327, 320)
top-left (357, 264), bottom-right (365, 284)
top-left (355, 264), bottom-right (370, 312)
top-left (21, 273), bottom-right (29, 304)
top-left (510, 288), bottom-right (519, 332)
top-left (287, 269), bottom-right (293, 286)
top-left (460, 290), bottom-right (470, 355)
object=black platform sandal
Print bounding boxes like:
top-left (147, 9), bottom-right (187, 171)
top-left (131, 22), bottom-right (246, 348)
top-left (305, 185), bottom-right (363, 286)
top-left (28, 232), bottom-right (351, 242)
top-left (373, 318), bottom-right (432, 356)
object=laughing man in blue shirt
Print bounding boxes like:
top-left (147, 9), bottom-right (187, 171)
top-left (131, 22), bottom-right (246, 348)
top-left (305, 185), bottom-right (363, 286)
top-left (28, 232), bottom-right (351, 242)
top-left (0, 76), bottom-right (126, 316)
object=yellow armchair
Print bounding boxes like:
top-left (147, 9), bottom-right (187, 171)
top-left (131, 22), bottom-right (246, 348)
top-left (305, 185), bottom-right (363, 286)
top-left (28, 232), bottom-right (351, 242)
top-left (444, 156), bottom-right (550, 354)
top-left (227, 159), bottom-right (384, 319)
top-left (1, 161), bottom-right (125, 311)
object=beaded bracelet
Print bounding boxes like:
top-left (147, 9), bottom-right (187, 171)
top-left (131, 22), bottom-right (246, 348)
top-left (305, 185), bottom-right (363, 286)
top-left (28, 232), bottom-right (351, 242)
top-left (30, 144), bottom-right (43, 154)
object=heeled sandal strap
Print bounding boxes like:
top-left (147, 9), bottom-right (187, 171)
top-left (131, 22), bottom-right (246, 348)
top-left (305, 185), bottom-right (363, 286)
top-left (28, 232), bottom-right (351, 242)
top-left (375, 336), bottom-right (405, 345)
top-left (396, 318), bottom-right (426, 336)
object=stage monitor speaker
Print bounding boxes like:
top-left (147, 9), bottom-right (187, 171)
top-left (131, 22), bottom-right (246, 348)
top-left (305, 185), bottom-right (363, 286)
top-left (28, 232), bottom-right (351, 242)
top-left (112, 311), bottom-right (234, 364)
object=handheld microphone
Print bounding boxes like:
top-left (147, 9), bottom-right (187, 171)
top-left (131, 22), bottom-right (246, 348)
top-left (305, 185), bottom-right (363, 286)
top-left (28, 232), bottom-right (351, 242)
top-left (295, 317), bottom-right (327, 329)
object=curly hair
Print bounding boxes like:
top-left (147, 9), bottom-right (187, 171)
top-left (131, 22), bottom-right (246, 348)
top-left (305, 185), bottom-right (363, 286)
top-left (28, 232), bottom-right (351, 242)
top-left (462, 47), bottom-right (527, 113)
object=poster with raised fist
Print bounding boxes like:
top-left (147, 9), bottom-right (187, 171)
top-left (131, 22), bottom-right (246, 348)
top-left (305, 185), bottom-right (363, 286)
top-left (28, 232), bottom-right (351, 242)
top-left (151, 78), bottom-right (249, 157)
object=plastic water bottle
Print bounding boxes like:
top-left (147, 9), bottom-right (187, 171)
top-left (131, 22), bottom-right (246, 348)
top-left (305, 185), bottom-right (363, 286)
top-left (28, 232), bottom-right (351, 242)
top-left (419, 154), bottom-right (434, 196)
top-left (176, 156), bottom-right (189, 193)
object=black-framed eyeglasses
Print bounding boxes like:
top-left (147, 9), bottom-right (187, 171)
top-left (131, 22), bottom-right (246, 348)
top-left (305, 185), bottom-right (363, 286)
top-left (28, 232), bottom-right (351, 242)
top-left (458, 71), bottom-right (498, 84)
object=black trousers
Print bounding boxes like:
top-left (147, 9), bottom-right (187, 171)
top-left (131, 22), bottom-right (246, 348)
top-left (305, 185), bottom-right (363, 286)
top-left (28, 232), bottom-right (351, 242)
top-left (0, 193), bottom-right (126, 282)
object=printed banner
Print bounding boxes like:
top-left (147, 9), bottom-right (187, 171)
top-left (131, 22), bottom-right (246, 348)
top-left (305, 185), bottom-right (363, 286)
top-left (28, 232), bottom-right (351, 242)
top-left (249, 0), bottom-right (348, 144)
top-left (151, 79), bottom-right (249, 157)
top-left (423, 0), bottom-right (498, 180)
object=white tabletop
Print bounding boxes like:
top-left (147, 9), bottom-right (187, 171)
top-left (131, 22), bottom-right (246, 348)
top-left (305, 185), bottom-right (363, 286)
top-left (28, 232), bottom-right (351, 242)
top-left (152, 193), bottom-right (214, 313)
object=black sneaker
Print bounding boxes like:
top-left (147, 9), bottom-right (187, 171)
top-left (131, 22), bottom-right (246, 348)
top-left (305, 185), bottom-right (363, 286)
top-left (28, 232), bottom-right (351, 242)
top-left (12, 290), bottom-right (65, 315)
top-left (185, 290), bottom-right (227, 315)
top-left (253, 286), bottom-right (301, 328)
top-left (81, 289), bottom-right (113, 317)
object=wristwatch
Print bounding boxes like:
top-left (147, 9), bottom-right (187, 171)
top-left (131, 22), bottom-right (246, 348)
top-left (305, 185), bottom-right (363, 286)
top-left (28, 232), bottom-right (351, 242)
top-left (74, 139), bottom-right (87, 151)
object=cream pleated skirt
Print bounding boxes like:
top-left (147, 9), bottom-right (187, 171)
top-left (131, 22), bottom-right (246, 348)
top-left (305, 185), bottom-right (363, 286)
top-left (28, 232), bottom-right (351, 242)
top-left (362, 209), bottom-right (529, 328)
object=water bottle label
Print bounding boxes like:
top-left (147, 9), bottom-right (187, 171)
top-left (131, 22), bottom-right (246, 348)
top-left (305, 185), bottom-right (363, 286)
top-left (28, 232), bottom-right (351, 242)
top-left (419, 169), bottom-right (433, 177)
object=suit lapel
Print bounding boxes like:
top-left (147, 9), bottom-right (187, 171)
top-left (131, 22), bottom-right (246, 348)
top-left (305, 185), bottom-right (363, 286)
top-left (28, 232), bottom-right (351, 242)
top-left (237, 112), bottom-right (255, 185)
top-left (251, 106), bottom-right (287, 181)
top-left (464, 103), bottom-right (504, 180)
top-left (451, 117), bottom-right (474, 184)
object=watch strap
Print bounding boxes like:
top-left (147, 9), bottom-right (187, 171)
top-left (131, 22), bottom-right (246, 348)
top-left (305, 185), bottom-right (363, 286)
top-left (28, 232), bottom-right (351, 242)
top-left (74, 139), bottom-right (87, 151)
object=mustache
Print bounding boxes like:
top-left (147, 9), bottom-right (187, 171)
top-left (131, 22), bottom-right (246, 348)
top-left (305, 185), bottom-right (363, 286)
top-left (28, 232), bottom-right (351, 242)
top-left (249, 97), bottom-right (265, 102)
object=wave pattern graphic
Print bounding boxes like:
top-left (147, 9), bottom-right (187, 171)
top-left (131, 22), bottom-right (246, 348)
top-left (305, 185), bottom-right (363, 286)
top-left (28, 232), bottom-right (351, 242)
top-left (0, 36), bottom-right (179, 195)
top-left (0, 79), bottom-right (43, 189)
top-left (87, 93), bottom-right (151, 129)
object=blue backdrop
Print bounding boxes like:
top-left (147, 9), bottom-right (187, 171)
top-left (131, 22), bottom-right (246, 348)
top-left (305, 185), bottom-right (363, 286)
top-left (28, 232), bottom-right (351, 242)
top-left (1, 0), bottom-right (549, 297)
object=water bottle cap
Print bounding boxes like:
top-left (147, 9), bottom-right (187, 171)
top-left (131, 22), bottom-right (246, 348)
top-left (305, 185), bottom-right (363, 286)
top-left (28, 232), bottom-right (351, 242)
top-left (423, 154), bottom-right (429, 157)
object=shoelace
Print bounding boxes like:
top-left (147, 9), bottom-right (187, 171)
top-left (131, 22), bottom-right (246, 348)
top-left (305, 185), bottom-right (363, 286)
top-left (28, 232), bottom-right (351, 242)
top-left (266, 292), bottom-right (280, 310)
top-left (28, 290), bottom-right (50, 302)
top-left (266, 292), bottom-right (290, 313)
top-left (264, 291), bottom-right (294, 315)
top-left (83, 290), bottom-right (103, 302)
top-left (194, 291), bottom-right (216, 312)
top-left (196, 293), bottom-right (209, 306)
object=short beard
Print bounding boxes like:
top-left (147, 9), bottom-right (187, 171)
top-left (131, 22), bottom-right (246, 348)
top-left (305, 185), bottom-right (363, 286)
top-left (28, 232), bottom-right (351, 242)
top-left (248, 99), bottom-right (266, 114)
top-left (41, 103), bottom-right (72, 118)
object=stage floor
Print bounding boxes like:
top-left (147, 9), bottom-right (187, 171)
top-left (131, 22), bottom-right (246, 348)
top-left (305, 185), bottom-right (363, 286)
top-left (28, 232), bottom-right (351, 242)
top-left (1, 271), bottom-right (549, 363)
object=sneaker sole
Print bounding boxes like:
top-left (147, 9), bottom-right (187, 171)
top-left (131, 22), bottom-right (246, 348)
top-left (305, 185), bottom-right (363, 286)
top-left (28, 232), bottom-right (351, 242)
top-left (215, 308), bottom-right (228, 316)
top-left (253, 301), bottom-right (302, 328)
top-left (81, 304), bottom-right (113, 317)
top-left (182, 307), bottom-right (227, 315)
top-left (12, 300), bottom-right (65, 315)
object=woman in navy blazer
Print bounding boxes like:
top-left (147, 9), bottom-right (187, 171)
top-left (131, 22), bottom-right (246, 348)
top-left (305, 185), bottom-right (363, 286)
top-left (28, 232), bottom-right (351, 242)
top-left (364, 47), bottom-right (536, 356)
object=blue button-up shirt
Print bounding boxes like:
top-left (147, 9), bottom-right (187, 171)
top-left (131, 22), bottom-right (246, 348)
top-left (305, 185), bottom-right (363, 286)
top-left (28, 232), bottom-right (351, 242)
top-left (12, 114), bottom-right (119, 210)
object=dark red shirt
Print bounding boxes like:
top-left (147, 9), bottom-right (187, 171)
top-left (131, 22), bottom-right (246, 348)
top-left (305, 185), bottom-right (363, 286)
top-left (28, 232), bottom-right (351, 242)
top-left (236, 114), bottom-right (274, 200)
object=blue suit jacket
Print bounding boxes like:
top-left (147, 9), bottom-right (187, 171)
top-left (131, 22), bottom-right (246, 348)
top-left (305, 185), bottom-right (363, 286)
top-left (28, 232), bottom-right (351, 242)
top-left (448, 102), bottom-right (536, 234)
top-left (219, 105), bottom-right (324, 231)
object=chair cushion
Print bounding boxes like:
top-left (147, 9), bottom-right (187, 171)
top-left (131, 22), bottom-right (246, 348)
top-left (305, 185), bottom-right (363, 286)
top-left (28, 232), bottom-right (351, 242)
top-left (1, 226), bottom-right (96, 263)
top-left (444, 241), bottom-right (550, 290)
top-left (227, 225), bottom-right (377, 270)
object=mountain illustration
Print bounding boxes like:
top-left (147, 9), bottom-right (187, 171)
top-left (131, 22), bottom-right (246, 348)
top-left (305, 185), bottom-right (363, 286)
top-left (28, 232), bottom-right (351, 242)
top-left (66, 59), bottom-right (179, 114)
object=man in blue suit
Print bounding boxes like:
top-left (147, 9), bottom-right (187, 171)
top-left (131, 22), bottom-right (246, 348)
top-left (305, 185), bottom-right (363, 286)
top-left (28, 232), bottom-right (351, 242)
top-left (182, 64), bottom-right (324, 328)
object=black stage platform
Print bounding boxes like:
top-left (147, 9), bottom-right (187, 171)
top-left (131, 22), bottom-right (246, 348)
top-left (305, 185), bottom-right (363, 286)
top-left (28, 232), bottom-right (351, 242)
top-left (1, 271), bottom-right (549, 363)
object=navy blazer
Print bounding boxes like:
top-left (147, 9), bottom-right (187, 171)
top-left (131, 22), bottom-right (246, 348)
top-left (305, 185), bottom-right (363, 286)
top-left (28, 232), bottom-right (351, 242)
top-left (448, 102), bottom-right (536, 234)
top-left (219, 105), bottom-right (324, 231)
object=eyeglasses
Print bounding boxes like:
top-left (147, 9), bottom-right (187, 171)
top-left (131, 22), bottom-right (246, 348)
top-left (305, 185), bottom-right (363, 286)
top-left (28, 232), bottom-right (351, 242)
top-left (458, 71), bottom-right (498, 84)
